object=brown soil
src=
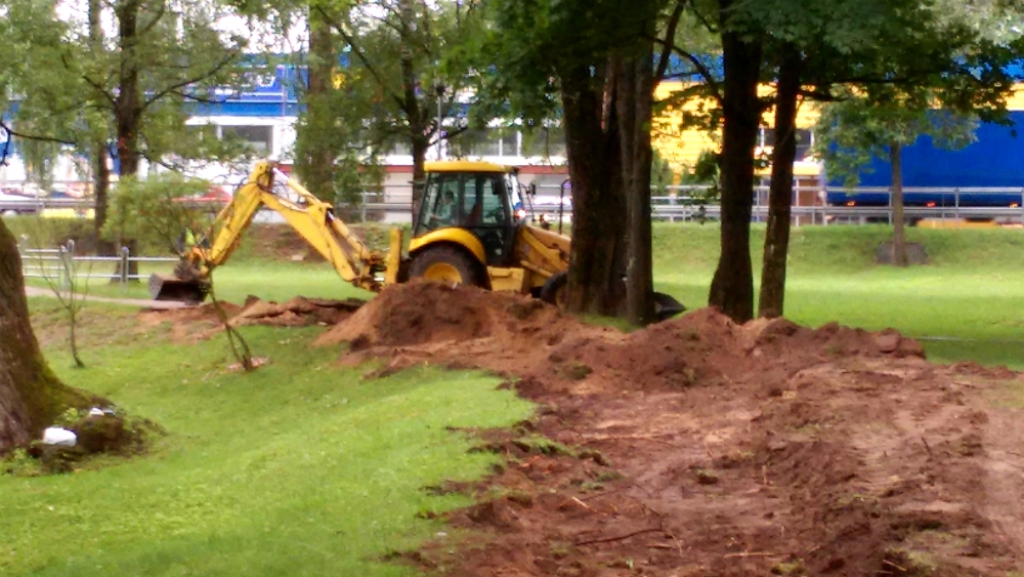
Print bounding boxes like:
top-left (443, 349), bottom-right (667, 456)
top-left (314, 281), bottom-right (1024, 576)
top-left (138, 296), bottom-right (365, 342)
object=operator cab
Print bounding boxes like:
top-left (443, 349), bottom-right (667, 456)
top-left (416, 161), bottom-right (525, 266)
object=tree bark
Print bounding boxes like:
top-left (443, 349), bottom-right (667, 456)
top-left (708, 17), bottom-right (763, 323)
top-left (398, 0), bottom-right (428, 223)
top-left (758, 45), bottom-right (802, 319)
top-left (89, 0), bottom-right (113, 257)
top-left (562, 63), bottom-right (625, 316)
top-left (890, 142), bottom-right (909, 267)
top-left (0, 220), bottom-right (87, 452)
top-left (300, 7), bottom-right (338, 200)
top-left (410, 135), bottom-right (428, 227)
top-left (616, 45), bottom-right (656, 326)
top-left (114, 0), bottom-right (142, 280)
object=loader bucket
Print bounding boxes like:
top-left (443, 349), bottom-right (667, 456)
top-left (653, 292), bottom-right (686, 322)
top-left (148, 273), bottom-right (208, 304)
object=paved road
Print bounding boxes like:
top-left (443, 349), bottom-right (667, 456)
top-left (23, 285), bottom-right (191, 310)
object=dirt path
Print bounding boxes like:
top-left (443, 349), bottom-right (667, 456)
top-left (311, 282), bottom-right (1024, 576)
top-left (23, 285), bottom-right (189, 310)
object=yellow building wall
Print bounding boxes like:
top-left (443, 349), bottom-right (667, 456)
top-left (652, 81), bottom-right (821, 177)
top-left (654, 82), bottom-right (1024, 180)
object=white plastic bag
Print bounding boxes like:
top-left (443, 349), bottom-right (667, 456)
top-left (42, 427), bottom-right (77, 447)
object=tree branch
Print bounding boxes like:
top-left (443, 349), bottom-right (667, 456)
top-left (314, 5), bottom-right (409, 113)
top-left (653, 40), bottom-right (723, 106)
top-left (655, 0), bottom-right (686, 83)
top-left (142, 54), bottom-right (239, 111)
top-left (137, 0), bottom-right (167, 37)
top-left (0, 119), bottom-right (77, 147)
top-left (61, 52), bottom-right (117, 107)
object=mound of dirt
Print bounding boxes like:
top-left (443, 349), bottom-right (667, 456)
top-left (319, 282), bottom-right (1024, 577)
top-left (315, 280), bottom-right (588, 351)
top-left (138, 296), bottom-right (365, 342)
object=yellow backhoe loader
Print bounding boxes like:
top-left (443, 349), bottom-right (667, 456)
top-left (149, 160), bottom-right (685, 320)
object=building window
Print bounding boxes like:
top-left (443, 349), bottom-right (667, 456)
top-left (451, 128), bottom-right (519, 157)
top-left (522, 127), bottom-right (566, 158)
top-left (222, 125), bottom-right (273, 153)
top-left (759, 127), bottom-right (813, 161)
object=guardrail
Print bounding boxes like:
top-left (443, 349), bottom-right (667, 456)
top-left (19, 240), bottom-right (179, 292)
top-left (10, 184), bottom-right (1024, 226)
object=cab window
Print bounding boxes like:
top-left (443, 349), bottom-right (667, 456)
top-left (462, 173), bottom-right (509, 227)
top-left (418, 173), bottom-right (460, 233)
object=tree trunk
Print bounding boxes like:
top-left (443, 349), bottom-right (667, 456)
top-left (562, 64), bottom-right (625, 316)
top-left (616, 45), bottom-right (656, 326)
top-left (89, 0), bottom-right (113, 257)
top-left (299, 7), bottom-right (338, 201)
top-left (758, 45), bottom-right (802, 319)
top-left (708, 18), bottom-right (763, 323)
top-left (93, 144), bottom-right (112, 256)
top-left (890, 142), bottom-right (909, 267)
top-left (410, 136), bottom-right (428, 228)
top-left (0, 220), bottom-right (87, 452)
top-left (398, 0), bottom-right (427, 223)
top-left (114, 0), bottom-right (141, 280)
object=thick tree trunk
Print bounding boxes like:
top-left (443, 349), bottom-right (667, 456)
top-left (89, 0), bottom-right (113, 257)
top-left (93, 144), bottom-right (113, 256)
top-left (300, 7), bottom-right (338, 201)
top-left (410, 136), bottom-right (428, 228)
top-left (890, 142), bottom-right (909, 267)
top-left (398, 0), bottom-right (427, 223)
top-left (562, 64), bottom-right (625, 316)
top-left (114, 1), bottom-right (141, 280)
top-left (0, 220), bottom-right (87, 452)
top-left (616, 46), bottom-right (656, 326)
top-left (708, 21), bottom-right (763, 323)
top-left (758, 45), bottom-right (802, 319)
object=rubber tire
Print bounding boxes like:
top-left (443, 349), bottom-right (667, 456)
top-left (408, 246), bottom-right (486, 288)
top-left (539, 271), bottom-right (568, 307)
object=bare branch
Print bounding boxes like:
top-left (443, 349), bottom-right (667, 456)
top-left (142, 54), bottom-right (239, 111)
top-left (652, 40), bottom-right (724, 106)
top-left (0, 119), bottom-right (77, 147)
top-left (61, 52), bottom-right (117, 107)
top-left (655, 1), bottom-right (686, 83)
top-left (314, 6), bottom-right (409, 113)
top-left (137, 0), bottom-right (167, 37)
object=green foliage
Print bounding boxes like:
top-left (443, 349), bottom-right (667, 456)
top-left (680, 149), bottom-right (722, 202)
top-left (813, 93), bottom-right (979, 188)
top-left (0, 0), bottom-right (252, 176)
top-left (101, 173), bottom-right (213, 256)
top-left (651, 148), bottom-right (675, 196)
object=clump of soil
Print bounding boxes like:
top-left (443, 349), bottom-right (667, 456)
top-left (317, 282), bottom-right (1024, 577)
top-left (138, 296), bottom-right (365, 342)
top-left (8, 409), bottom-right (164, 476)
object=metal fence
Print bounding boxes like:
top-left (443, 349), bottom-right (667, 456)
top-left (19, 240), bottom-right (178, 292)
top-left (10, 181), bottom-right (1024, 227)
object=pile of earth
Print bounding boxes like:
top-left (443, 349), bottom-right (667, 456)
top-left (318, 281), bottom-right (1024, 576)
top-left (138, 295), bottom-right (365, 341)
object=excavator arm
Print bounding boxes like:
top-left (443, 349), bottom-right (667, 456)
top-left (149, 161), bottom-right (401, 302)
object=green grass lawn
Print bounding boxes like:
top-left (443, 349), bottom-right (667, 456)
top-left (2, 305), bottom-right (532, 576)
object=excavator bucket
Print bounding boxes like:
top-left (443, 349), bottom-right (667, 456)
top-left (653, 292), bottom-right (686, 322)
top-left (148, 274), bottom-right (208, 304)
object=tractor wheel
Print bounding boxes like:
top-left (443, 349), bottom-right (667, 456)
top-left (408, 246), bottom-right (486, 287)
top-left (539, 271), bottom-right (568, 308)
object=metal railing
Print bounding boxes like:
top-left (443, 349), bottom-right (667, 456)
top-left (10, 181), bottom-right (1024, 226)
top-left (19, 240), bottom-right (179, 292)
